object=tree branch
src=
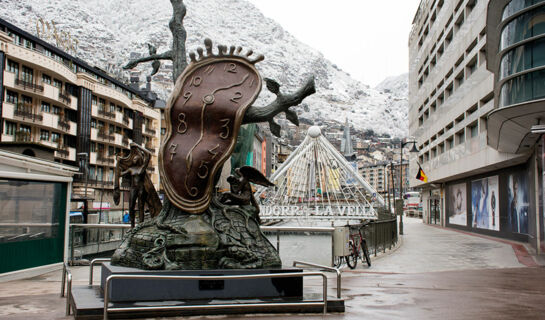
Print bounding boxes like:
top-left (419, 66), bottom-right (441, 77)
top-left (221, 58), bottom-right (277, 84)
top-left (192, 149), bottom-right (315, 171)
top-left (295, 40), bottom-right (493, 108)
top-left (243, 76), bottom-right (315, 136)
top-left (123, 51), bottom-right (174, 70)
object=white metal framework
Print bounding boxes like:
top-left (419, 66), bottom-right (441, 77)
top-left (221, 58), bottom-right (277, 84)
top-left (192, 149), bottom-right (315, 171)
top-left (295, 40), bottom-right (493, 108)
top-left (257, 126), bottom-right (384, 221)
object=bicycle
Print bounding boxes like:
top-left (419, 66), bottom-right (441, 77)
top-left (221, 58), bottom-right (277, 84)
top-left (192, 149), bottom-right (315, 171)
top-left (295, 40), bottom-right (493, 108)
top-left (345, 224), bottom-right (371, 269)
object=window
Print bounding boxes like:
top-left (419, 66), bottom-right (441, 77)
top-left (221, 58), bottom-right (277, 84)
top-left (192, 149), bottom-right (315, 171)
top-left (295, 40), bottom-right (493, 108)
top-left (109, 125), bottom-right (115, 134)
top-left (115, 126), bottom-right (121, 134)
top-left (447, 136), bottom-right (454, 149)
top-left (4, 121), bottom-right (16, 135)
top-left (52, 106), bottom-right (61, 115)
top-left (98, 98), bottom-right (106, 111)
top-left (42, 74), bottom-right (51, 85)
top-left (53, 78), bottom-right (62, 88)
top-left (110, 103), bottom-right (116, 113)
top-left (90, 142), bottom-right (96, 153)
top-left (161, 128), bottom-right (166, 135)
top-left (22, 95), bottom-right (32, 107)
top-left (91, 95), bottom-right (97, 105)
top-left (469, 123), bottom-right (479, 138)
top-left (40, 129), bottom-right (50, 141)
top-left (116, 105), bottom-right (122, 113)
top-left (456, 130), bottom-right (465, 144)
top-left (108, 146), bottom-right (114, 156)
top-left (41, 101), bottom-right (51, 113)
top-left (7, 59), bottom-right (18, 77)
top-left (51, 132), bottom-right (60, 142)
top-left (6, 90), bottom-right (18, 104)
top-left (91, 119), bottom-right (97, 128)
top-left (21, 66), bottom-right (33, 82)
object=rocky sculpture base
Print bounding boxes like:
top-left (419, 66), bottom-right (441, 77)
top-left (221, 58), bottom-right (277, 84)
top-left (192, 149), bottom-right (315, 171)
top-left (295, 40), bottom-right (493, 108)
top-left (111, 197), bottom-right (281, 270)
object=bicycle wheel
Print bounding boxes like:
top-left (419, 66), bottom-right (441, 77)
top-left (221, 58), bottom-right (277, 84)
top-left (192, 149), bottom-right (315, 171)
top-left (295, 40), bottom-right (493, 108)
top-left (361, 239), bottom-right (371, 267)
top-left (345, 242), bottom-right (358, 269)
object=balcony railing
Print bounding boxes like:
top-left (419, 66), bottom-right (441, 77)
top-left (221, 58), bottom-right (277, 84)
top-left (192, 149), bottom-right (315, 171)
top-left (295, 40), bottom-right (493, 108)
top-left (122, 136), bottom-right (129, 146)
top-left (145, 127), bottom-right (156, 135)
top-left (97, 154), bottom-right (115, 164)
top-left (97, 131), bottom-right (114, 142)
top-left (14, 132), bottom-right (32, 142)
top-left (56, 146), bottom-right (69, 158)
top-left (58, 92), bottom-right (72, 105)
top-left (15, 78), bottom-right (44, 93)
top-left (14, 108), bottom-right (43, 122)
top-left (98, 109), bottom-right (115, 119)
top-left (122, 115), bottom-right (130, 126)
top-left (58, 119), bottom-right (70, 130)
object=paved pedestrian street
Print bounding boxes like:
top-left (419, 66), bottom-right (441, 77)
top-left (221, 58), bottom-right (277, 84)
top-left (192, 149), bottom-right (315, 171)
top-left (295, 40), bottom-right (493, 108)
top-left (0, 217), bottom-right (544, 320)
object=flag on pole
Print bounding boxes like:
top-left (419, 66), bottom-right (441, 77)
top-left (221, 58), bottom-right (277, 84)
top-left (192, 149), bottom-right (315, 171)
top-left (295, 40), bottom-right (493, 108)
top-left (416, 165), bottom-right (428, 182)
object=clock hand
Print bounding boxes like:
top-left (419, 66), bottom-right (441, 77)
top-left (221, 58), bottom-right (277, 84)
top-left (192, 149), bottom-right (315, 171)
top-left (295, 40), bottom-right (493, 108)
top-left (202, 74), bottom-right (250, 104)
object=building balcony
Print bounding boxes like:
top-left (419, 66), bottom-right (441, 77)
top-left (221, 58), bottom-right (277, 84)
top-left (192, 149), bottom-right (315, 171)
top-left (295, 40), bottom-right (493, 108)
top-left (145, 126), bottom-right (157, 135)
top-left (98, 109), bottom-right (115, 120)
top-left (58, 119), bottom-right (70, 131)
top-left (97, 154), bottom-right (115, 165)
top-left (97, 131), bottom-right (114, 142)
top-left (14, 78), bottom-right (44, 93)
top-left (58, 91), bottom-right (72, 105)
top-left (122, 136), bottom-right (129, 147)
top-left (13, 108), bottom-right (43, 123)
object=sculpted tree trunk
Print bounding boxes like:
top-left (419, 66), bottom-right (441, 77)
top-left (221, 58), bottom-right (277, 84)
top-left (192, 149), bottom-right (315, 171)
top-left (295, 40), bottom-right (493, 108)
top-left (123, 0), bottom-right (315, 134)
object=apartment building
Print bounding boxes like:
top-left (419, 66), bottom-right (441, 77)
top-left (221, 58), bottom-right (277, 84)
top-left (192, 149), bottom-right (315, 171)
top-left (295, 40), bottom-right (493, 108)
top-left (409, 0), bottom-right (545, 251)
top-left (359, 161), bottom-right (409, 200)
top-left (0, 18), bottom-right (161, 214)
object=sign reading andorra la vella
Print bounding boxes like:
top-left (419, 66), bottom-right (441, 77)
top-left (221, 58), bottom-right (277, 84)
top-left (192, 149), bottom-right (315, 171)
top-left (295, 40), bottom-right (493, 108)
top-left (259, 205), bottom-right (377, 220)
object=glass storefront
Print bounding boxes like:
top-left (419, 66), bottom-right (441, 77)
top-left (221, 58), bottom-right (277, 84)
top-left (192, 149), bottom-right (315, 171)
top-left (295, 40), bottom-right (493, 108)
top-left (502, 0), bottom-right (545, 20)
top-left (0, 180), bottom-right (64, 243)
top-left (500, 37), bottom-right (545, 78)
top-left (500, 5), bottom-right (545, 50)
top-left (499, 68), bottom-right (545, 106)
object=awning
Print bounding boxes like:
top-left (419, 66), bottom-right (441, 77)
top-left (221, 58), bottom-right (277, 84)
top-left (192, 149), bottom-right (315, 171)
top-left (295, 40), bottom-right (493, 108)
top-left (487, 99), bottom-right (545, 153)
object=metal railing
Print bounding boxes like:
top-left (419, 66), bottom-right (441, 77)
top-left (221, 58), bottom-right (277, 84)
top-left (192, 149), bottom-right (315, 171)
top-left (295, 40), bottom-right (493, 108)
top-left (60, 262), bottom-right (72, 316)
top-left (103, 272), bottom-right (328, 319)
top-left (363, 218), bottom-right (398, 256)
top-left (89, 258), bottom-right (112, 285)
top-left (293, 260), bottom-right (341, 298)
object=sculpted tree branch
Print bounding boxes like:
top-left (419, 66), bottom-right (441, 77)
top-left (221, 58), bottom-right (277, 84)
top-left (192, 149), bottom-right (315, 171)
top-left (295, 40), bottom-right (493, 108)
top-left (123, 0), bottom-right (316, 137)
top-left (243, 76), bottom-right (316, 136)
top-left (123, 0), bottom-right (187, 81)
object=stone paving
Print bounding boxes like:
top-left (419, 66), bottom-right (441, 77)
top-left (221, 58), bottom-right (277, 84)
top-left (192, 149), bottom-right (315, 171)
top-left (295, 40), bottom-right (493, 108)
top-left (367, 217), bottom-right (525, 273)
top-left (0, 217), bottom-right (543, 320)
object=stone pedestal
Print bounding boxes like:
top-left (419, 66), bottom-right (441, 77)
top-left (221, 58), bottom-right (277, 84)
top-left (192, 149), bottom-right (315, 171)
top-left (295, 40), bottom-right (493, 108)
top-left (101, 262), bottom-right (303, 302)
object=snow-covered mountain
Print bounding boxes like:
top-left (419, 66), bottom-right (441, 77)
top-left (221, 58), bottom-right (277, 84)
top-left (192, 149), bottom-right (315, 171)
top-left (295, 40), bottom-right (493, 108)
top-left (0, 0), bottom-right (408, 136)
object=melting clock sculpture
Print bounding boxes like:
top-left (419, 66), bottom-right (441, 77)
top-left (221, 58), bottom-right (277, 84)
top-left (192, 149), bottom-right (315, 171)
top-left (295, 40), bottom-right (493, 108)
top-left (112, 39), bottom-right (315, 270)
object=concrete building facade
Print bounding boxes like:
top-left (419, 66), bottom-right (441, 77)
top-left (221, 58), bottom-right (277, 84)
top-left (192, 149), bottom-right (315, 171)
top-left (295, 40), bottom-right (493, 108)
top-left (409, 0), bottom-right (545, 252)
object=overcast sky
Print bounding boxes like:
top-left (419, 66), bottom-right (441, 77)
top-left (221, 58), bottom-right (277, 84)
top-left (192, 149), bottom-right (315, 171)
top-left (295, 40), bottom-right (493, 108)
top-left (248, 0), bottom-right (422, 87)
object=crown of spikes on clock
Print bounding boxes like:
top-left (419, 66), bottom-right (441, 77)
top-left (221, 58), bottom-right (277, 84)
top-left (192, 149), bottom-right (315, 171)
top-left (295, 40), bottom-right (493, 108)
top-left (188, 38), bottom-right (265, 65)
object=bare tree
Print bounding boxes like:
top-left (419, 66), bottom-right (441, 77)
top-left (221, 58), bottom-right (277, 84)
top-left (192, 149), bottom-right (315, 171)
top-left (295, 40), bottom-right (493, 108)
top-left (123, 0), bottom-right (315, 135)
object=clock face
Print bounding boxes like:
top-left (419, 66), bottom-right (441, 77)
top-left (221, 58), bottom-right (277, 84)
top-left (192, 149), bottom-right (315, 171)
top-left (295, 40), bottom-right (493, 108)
top-left (159, 57), bottom-right (262, 213)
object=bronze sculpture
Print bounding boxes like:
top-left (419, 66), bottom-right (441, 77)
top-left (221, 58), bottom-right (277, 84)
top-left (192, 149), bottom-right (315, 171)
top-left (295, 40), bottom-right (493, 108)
top-left (112, 1), bottom-right (316, 270)
top-left (113, 143), bottom-right (162, 228)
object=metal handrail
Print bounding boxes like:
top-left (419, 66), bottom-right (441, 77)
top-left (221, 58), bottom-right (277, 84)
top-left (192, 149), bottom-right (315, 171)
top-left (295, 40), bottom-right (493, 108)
top-left (60, 262), bottom-right (72, 316)
top-left (293, 260), bottom-right (342, 299)
top-left (89, 258), bottom-right (112, 285)
top-left (103, 272), bottom-right (328, 319)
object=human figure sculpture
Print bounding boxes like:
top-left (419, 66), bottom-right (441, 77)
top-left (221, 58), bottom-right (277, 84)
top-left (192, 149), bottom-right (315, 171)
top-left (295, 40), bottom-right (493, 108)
top-left (113, 143), bottom-right (162, 228)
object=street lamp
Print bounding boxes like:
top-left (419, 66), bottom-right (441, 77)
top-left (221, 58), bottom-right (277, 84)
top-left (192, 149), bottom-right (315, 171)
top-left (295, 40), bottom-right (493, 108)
top-left (399, 140), bottom-right (419, 235)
